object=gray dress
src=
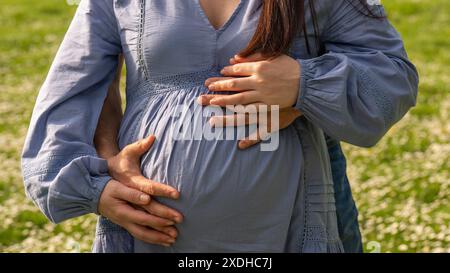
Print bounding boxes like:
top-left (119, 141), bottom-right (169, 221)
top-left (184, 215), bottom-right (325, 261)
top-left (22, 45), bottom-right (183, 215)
top-left (21, 0), bottom-right (418, 253)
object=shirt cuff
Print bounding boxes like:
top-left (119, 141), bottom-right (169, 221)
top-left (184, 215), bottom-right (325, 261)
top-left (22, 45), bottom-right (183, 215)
top-left (294, 58), bottom-right (314, 113)
top-left (90, 175), bottom-right (112, 216)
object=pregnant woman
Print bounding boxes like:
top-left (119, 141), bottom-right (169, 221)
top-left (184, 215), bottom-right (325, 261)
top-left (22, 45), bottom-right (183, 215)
top-left (22, 0), bottom-right (418, 252)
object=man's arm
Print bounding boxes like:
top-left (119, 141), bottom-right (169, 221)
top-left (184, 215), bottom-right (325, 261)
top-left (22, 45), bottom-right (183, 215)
top-left (94, 55), bottom-right (124, 159)
top-left (93, 54), bottom-right (183, 230)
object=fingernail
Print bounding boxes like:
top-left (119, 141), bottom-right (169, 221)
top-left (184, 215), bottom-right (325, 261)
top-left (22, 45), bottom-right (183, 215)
top-left (162, 243), bottom-right (171, 247)
top-left (139, 194), bottom-right (150, 203)
top-left (174, 215), bottom-right (183, 223)
top-left (171, 191), bottom-right (179, 199)
top-left (208, 84), bottom-right (216, 91)
top-left (210, 99), bottom-right (219, 105)
top-left (197, 96), bottom-right (205, 105)
top-left (238, 141), bottom-right (247, 150)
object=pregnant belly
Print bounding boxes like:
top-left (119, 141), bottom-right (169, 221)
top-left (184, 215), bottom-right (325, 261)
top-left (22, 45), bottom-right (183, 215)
top-left (127, 85), bottom-right (303, 252)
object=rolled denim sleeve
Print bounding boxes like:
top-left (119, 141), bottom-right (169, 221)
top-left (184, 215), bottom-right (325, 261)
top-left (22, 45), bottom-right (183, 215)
top-left (295, 0), bottom-right (419, 147)
top-left (21, 0), bottom-right (121, 223)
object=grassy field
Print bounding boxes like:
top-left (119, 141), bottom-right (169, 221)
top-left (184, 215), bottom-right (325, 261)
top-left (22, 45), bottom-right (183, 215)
top-left (0, 0), bottom-right (448, 252)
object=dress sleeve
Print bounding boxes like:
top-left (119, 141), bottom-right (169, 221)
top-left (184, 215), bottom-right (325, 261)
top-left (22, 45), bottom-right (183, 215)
top-left (295, 0), bottom-right (419, 147)
top-left (21, 0), bottom-right (122, 223)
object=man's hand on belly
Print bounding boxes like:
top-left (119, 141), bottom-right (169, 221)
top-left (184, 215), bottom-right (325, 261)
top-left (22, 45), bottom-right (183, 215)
top-left (198, 53), bottom-right (303, 150)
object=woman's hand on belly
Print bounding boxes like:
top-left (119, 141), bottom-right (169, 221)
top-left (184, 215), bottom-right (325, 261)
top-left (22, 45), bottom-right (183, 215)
top-left (98, 180), bottom-right (178, 247)
top-left (108, 136), bottom-right (180, 199)
top-left (105, 136), bottom-right (184, 243)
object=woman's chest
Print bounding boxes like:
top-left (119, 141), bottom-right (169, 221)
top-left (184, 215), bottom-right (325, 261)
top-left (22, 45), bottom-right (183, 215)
top-left (114, 0), bottom-right (313, 80)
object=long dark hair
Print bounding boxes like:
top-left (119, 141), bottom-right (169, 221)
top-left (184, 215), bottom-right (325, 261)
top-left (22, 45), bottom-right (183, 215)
top-left (239, 0), bottom-right (381, 58)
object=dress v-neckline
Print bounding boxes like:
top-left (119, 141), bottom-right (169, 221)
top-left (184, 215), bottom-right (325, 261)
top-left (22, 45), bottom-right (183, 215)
top-left (195, 0), bottom-right (243, 34)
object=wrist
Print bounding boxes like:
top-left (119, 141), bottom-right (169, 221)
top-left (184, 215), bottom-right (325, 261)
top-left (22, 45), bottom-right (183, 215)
top-left (93, 177), bottom-right (114, 216)
top-left (290, 59), bottom-right (301, 107)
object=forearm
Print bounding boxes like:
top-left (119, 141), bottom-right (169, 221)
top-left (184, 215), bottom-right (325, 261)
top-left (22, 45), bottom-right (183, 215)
top-left (94, 55), bottom-right (124, 159)
top-left (21, 0), bottom-right (122, 223)
top-left (294, 2), bottom-right (418, 147)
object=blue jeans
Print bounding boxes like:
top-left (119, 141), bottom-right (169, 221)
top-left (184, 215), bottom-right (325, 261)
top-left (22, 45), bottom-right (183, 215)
top-left (327, 137), bottom-right (363, 253)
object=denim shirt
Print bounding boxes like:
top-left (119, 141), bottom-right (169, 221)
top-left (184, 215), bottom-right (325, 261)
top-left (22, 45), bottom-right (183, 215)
top-left (21, 0), bottom-right (418, 253)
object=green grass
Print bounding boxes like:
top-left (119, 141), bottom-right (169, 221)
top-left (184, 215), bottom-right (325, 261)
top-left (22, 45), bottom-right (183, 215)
top-left (0, 0), bottom-right (448, 252)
